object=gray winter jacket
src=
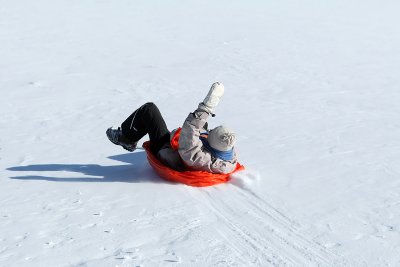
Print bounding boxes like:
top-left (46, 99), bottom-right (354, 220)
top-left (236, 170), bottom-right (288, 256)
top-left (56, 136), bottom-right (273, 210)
top-left (157, 109), bottom-right (237, 174)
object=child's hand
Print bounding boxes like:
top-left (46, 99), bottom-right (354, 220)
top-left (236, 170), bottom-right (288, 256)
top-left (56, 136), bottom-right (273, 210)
top-left (198, 82), bottom-right (224, 115)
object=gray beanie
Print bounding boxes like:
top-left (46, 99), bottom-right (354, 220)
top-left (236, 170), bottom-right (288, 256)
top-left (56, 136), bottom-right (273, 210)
top-left (208, 126), bottom-right (236, 151)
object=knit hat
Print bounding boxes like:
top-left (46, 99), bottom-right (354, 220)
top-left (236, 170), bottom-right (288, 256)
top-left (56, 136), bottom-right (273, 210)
top-left (208, 126), bottom-right (236, 151)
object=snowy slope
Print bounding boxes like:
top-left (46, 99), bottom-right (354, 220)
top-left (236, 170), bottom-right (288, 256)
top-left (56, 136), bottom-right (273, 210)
top-left (1, 0), bottom-right (400, 266)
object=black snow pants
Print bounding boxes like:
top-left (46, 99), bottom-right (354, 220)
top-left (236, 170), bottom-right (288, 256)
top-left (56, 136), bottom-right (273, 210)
top-left (121, 102), bottom-right (170, 153)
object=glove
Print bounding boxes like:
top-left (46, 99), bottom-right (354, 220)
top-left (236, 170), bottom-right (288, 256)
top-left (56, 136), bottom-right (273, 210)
top-left (198, 82), bottom-right (225, 115)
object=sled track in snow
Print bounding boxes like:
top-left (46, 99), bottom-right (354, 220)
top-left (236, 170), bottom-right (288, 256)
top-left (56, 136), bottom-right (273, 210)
top-left (195, 185), bottom-right (344, 266)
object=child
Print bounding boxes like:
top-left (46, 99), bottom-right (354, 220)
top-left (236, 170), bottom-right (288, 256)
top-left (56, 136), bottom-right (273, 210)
top-left (106, 82), bottom-right (237, 174)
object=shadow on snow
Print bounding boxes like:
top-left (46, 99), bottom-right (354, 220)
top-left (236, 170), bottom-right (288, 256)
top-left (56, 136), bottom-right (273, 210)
top-left (7, 151), bottom-right (170, 184)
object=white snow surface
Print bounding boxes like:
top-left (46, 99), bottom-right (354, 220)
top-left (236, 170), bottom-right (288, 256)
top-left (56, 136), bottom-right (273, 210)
top-left (1, 1), bottom-right (400, 266)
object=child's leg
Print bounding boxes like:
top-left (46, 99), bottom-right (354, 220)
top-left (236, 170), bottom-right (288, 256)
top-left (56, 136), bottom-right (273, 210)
top-left (121, 102), bottom-right (170, 153)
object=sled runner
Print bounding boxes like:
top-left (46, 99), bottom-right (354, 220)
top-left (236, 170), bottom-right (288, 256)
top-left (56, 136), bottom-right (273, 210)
top-left (143, 141), bottom-right (244, 187)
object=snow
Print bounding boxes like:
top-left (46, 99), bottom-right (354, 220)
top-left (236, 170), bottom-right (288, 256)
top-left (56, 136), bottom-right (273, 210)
top-left (1, 0), bottom-right (400, 266)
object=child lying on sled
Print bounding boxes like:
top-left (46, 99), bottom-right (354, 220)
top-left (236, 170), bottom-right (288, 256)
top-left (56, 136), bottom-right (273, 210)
top-left (106, 82), bottom-right (237, 174)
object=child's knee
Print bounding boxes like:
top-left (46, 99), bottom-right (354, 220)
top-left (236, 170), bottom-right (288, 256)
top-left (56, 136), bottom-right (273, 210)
top-left (143, 102), bottom-right (157, 111)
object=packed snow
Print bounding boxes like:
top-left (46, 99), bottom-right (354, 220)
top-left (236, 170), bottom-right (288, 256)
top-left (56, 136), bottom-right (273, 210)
top-left (1, 0), bottom-right (400, 266)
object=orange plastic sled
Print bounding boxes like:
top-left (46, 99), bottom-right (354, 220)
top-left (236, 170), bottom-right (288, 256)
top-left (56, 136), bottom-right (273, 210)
top-left (143, 141), bottom-right (245, 187)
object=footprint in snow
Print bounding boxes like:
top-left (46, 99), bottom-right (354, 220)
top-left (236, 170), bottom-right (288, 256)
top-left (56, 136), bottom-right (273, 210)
top-left (14, 233), bottom-right (29, 241)
top-left (381, 224), bottom-right (395, 232)
top-left (44, 241), bottom-right (56, 248)
top-left (114, 249), bottom-right (138, 260)
top-left (28, 81), bottom-right (44, 88)
top-left (164, 252), bottom-right (181, 263)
